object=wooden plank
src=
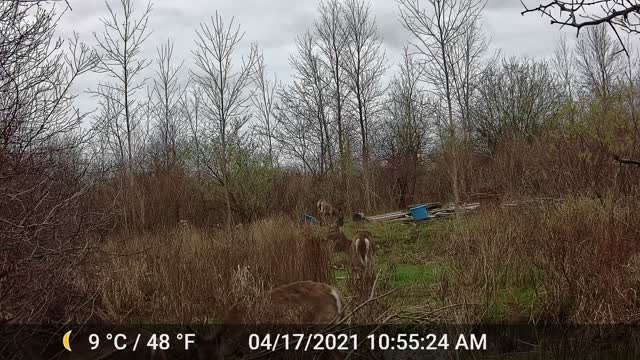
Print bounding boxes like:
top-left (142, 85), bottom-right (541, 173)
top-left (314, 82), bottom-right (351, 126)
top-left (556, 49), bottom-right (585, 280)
top-left (433, 212), bottom-right (454, 218)
top-left (384, 216), bottom-right (413, 223)
top-left (366, 211), bottom-right (408, 221)
top-left (432, 203), bottom-right (480, 213)
top-left (364, 201), bottom-right (475, 224)
top-left (367, 215), bottom-right (407, 222)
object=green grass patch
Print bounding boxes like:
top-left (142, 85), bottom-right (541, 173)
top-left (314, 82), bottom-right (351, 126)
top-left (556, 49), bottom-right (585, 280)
top-left (333, 263), bottom-right (446, 289)
top-left (342, 219), bottom-right (449, 264)
top-left (484, 287), bottom-right (541, 322)
top-left (337, 217), bottom-right (544, 321)
top-left (392, 264), bottom-right (444, 288)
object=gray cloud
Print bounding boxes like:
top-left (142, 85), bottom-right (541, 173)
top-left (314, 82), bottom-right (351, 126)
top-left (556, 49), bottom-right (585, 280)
top-left (486, 0), bottom-right (523, 10)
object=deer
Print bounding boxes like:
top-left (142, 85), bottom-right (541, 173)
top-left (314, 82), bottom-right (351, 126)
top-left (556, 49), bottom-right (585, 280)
top-left (317, 199), bottom-right (344, 226)
top-left (351, 231), bottom-right (375, 272)
top-left (326, 229), bottom-right (375, 273)
top-left (193, 280), bottom-right (344, 359)
top-left (20, 327), bottom-right (168, 360)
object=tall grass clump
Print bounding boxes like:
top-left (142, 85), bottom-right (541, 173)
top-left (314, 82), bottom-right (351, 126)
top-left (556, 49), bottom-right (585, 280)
top-left (99, 217), bottom-right (333, 323)
top-left (343, 266), bottom-right (394, 324)
top-left (431, 207), bottom-right (541, 323)
top-left (532, 196), bottom-right (640, 323)
top-left (432, 195), bottom-right (640, 324)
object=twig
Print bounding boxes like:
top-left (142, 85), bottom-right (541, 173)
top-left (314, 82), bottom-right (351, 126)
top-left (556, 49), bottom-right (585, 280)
top-left (613, 154), bottom-right (640, 166)
top-left (334, 288), bottom-right (398, 327)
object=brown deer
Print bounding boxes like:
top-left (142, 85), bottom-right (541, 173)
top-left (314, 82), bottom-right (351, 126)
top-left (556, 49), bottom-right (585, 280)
top-left (351, 231), bottom-right (375, 272)
top-left (194, 281), bottom-right (344, 359)
top-left (21, 327), bottom-right (168, 360)
top-left (317, 199), bottom-right (343, 226)
top-left (326, 230), bottom-right (375, 273)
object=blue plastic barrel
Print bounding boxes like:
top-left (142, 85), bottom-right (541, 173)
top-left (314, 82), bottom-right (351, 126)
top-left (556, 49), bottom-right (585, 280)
top-left (410, 205), bottom-right (428, 221)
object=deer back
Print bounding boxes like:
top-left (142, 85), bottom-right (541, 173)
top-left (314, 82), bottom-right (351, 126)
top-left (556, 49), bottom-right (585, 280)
top-left (199, 281), bottom-right (343, 359)
top-left (223, 281), bottom-right (342, 325)
top-left (350, 231), bottom-right (375, 271)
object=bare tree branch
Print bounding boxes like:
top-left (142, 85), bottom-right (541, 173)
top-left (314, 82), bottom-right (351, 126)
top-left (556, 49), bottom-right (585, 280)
top-left (521, 0), bottom-right (640, 55)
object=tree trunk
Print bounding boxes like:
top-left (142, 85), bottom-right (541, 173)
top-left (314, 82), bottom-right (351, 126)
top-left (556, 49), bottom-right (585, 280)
top-left (442, 46), bottom-right (460, 208)
top-left (224, 183), bottom-right (233, 226)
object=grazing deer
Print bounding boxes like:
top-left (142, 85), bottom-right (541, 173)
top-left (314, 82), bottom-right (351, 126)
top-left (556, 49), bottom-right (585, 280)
top-left (194, 281), bottom-right (344, 359)
top-left (317, 199), bottom-right (343, 226)
top-left (326, 230), bottom-right (375, 273)
top-left (21, 327), bottom-right (168, 360)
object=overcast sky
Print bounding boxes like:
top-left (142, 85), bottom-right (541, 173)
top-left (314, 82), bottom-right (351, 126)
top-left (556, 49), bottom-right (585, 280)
top-left (57, 0), bottom-right (578, 113)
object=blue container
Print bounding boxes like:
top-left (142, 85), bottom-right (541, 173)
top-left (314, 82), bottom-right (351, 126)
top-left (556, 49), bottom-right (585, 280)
top-left (410, 205), bottom-right (428, 221)
top-left (303, 214), bottom-right (317, 223)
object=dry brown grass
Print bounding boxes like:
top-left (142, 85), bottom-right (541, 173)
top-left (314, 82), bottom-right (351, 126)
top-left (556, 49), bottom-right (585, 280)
top-left (432, 195), bottom-right (640, 324)
top-left (99, 217), bottom-right (334, 323)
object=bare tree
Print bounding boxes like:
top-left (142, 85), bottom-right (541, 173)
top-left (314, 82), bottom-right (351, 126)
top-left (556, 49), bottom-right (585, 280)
top-left (342, 0), bottom-right (386, 211)
top-left (522, 2), bottom-right (640, 166)
top-left (446, 9), bottom-right (491, 196)
top-left (151, 39), bottom-right (186, 171)
top-left (397, 0), bottom-right (486, 205)
top-left (314, 0), bottom-right (349, 181)
top-left (274, 87), bottom-right (317, 174)
top-left (521, 0), bottom-right (640, 53)
top-left (551, 35), bottom-right (576, 104)
top-left (92, 0), bottom-right (152, 169)
top-left (449, 14), bottom-right (491, 139)
top-left (621, 37), bottom-right (640, 149)
top-left (1, 0), bottom-right (100, 326)
top-left (147, 39), bottom-right (187, 223)
top-left (181, 85), bottom-right (205, 184)
top-left (383, 47), bottom-right (432, 207)
top-left (190, 11), bottom-right (259, 225)
top-left (575, 24), bottom-right (624, 99)
top-left (91, 0), bottom-right (153, 233)
top-left (471, 58), bottom-right (563, 151)
top-left (251, 51), bottom-right (279, 166)
top-left (276, 31), bottom-right (332, 177)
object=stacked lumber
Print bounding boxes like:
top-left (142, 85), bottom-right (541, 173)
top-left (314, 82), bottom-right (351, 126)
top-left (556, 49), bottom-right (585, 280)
top-left (364, 202), bottom-right (480, 223)
top-left (366, 211), bottom-right (409, 222)
top-left (430, 203), bottom-right (480, 218)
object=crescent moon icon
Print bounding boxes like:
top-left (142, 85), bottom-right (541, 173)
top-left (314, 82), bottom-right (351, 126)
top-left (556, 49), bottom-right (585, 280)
top-left (62, 330), bottom-right (72, 351)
